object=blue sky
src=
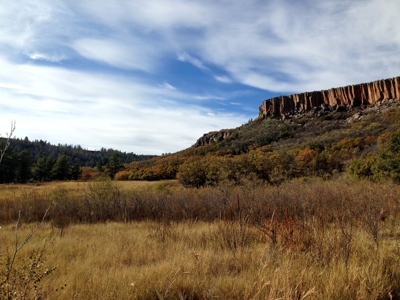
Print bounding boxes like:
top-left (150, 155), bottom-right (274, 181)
top-left (1, 0), bottom-right (400, 155)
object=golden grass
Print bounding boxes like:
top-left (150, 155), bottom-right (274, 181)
top-left (1, 218), bottom-right (400, 299)
top-left (1, 179), bottom-right (400, 299)
top-left (0, 180), bottom-right (181, 200)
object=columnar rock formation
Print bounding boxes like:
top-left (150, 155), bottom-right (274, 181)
top-left (258, 76), bottom-right (400, 119)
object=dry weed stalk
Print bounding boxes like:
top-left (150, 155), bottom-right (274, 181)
top-left (0, 120), bottom-right (16, 165)
top-left (254, 210), bottom-right (278, 246)
top-left (156, 268), bottom-right (190, 300)
top-left (0, 207), bottom-right (56, 299)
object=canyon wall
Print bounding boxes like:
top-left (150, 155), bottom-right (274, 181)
top-left (258, 76), bottom-right (400, 119)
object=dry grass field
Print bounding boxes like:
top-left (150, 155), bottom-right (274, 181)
top-left (0, 180), bottom-right (181, 201)
top-left (1, 179), bottom-right (400, 299)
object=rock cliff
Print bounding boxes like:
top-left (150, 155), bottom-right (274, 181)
top-left (258, 76), bottom-right (400, 119)
top-left (195, 76), bottom-right (400, 147)
top-left (194, 129), bottom-right (236, 147)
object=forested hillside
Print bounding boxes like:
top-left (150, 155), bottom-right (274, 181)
top-left (5, 137), bottom-right (154, 165)
top-left (0, 137), bottom-right (155, 183)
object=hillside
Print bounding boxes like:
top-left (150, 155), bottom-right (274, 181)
top-left (193, 97), bottom-right (399, 154)
top-left (122, 76), bottom-right (400, 186)
top-left (196, 76), bottom-right (400, 150)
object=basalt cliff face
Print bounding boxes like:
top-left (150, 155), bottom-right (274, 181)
top-left (194, 129), bottom-right (236, 147)
top-left (194, 76), bottom-right (400, 147)
top-left (258, 76), bottom-right (400, 119)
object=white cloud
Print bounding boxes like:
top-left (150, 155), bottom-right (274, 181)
top-left (72, 38), bottom-right (161, 72)
top-left (177, 52), bottom-right (207, 70)
top-left (194, 95), bottom-right (224, 101)
top-left (26, 52), bottom-right (67, 62)
top-left (0, 56), bottom-right (246, 154)
top-left (4, 0), bottom-right (399, 93)
top-left (159, 83), bottom-right (176, 91)
top-left (0, 82), bottom-right (24, 90)
top-left (215, 75), bottom-right (233, 84)
top-left (74, 0), bottom-right (212, 31)
top-left (86, 0), bottom-right (400, 93)
top-left (195, 0), bottom-right (400, 92)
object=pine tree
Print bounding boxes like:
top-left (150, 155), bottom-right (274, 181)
top-left (71, 158), bottom-right (82, 180)
top-left (33, 156), bottom-right (55, 181)
top-left (107, 153), bottom-right (124, 179)
top-left (16, 150), bottom-right (32, 183)
top-left (96, 159), bottom-right (104, 173)
top-left (52, 154), bottom-right (71, 180)
top-left (0, 142), bottom-right (17, 183)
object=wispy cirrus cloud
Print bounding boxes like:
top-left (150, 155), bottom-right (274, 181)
top-left (195, 0), bottom-right (400, 92)
top-left (72, 38), bottom-right (162, 72)
top-left (159, 83), bottom-right (177, 91)
top-left (26, 52), bottom-right (67, 63)
top-left (177, 52), bottom-right (207, 70)
top-left (0, 55), bottom-right (245, 154)
top-left (214, 75), bottom-right (233, 84)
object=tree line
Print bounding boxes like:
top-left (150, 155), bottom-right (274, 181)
top-left (2, 136), bottom-right (154, 167)
top-left (0, 140), bottom-right (127, 183)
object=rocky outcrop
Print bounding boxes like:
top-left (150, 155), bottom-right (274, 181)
top-left (194, 129), bottom-right (235, 147)
top-left (258, 76), bottom-right (400, 119)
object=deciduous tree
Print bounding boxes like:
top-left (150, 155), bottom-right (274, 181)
top-left (177, 156), bottom-right (207, 188)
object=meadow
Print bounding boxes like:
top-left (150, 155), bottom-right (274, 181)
top-left (1, 178), bottom-right (400, 299)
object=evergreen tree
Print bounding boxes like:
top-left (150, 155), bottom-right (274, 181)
top-left (33, 156), bottom-right (55, 181)
top-left (107, 153), bottom-right (124, 179)
top-left (0, 142), bottom-right (17, 183)
top-left (52, 154), bottom-right (71, 180)
top-left (96, 159), bottom-right (104, 173)
top-left (16, 150), bottom-right (32, 183)
top-left (71, 158), bottom-right (82, 180)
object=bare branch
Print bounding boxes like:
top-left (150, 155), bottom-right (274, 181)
top-left (2, 206), bottom-right (50, 285)
top-left (17, 206), bottom-right (50, 253)
top-left (0, 120), bottom-right (16, 165)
